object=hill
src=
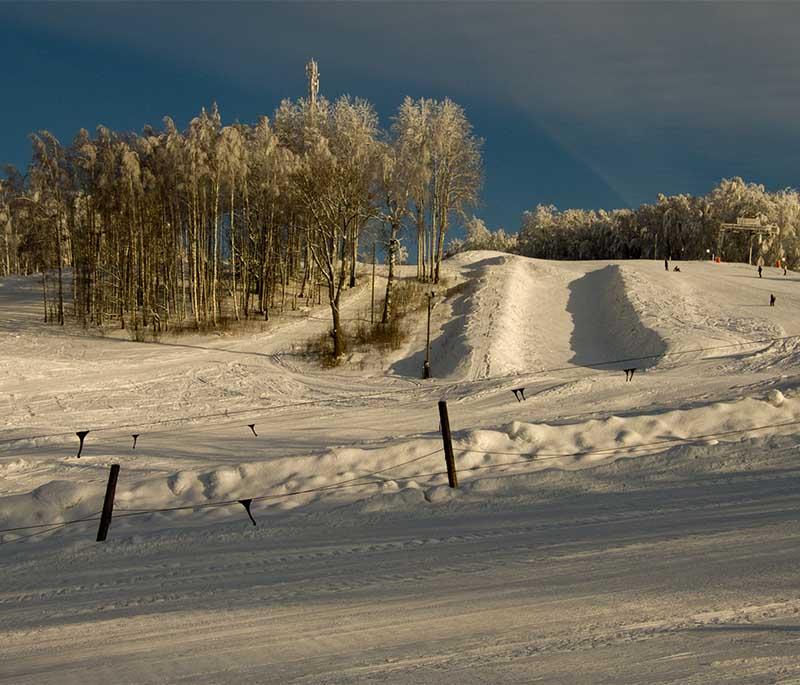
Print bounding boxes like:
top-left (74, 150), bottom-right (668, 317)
top-left (2, 254), bottom-right (800, 683)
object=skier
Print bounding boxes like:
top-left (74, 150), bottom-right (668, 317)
top-left (784, 263), bottom-right (788, 276)
top-left (664, 258), bottom-right (669, 272)
top-left (673, 265), bottom-right (681, 272)
top-left (758, 265), bottom-right (763, 278)
top-left (770, 293), bottom-right (776, 307)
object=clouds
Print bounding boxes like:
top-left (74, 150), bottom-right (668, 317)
top-left (2, 1), bottom-right (799, 215)
top-left (9, 2), bottom-right (798, 125)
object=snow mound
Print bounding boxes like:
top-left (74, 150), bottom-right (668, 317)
top-left (768, 389), bottom-right (785, 406)
top-left (2, 390), bottom-right (796, 537)
top-left (568, 265), bottom-right (666, 369)
top-left (406, 253), bottom-right (575, 380)
top-left (454, 393), bottom-right (800, 474)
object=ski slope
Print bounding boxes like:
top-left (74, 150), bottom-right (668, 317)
top-left (3, 253), bottom-right (800, 683)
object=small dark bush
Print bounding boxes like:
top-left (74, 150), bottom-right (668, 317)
top-left (305, 328), bottom-right (348, 367)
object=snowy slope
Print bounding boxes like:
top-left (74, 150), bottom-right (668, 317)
top-left (3, 254), bottom-right (800, 683)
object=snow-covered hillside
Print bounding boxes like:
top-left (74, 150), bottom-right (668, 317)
top-left (3, 253), bottom-right (800, 683)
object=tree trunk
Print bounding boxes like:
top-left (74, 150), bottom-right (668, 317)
top-left (212, 175), bottom-right (221, 325)
top-left (415, 202), bottom-right (425, 281)
top-left (42, 272), bottom-right (48, 323)
top-left (349, 222), bottom-right (358, 288)
top-left (382, 223), bottom-right (399, 324)
top-left (55, 215), bottom-right (65, 325)
top-left (434, 203), bottom-right (448, 284)
top-left (330, 290), bottom-right (344, 358)
top-left (429, 185), bottom-right (438, 282)
top-left (230, 173), bottom-right (239, 321)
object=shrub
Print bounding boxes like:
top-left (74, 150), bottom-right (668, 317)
top-left (305, 328), bottom-right (348, 367)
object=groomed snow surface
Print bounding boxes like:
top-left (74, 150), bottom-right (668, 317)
top-left (3, 253), bottom-right (800, 683)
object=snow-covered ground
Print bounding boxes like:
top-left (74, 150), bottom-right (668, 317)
top-left (3, 253), bottom-right (800, 683)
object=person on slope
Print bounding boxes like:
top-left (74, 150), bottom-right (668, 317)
top-left (758, 265), bottom-right (763, 278)
top-left (664, 258), bottom-right (669, 272)
top-left (770, 293), bottom-right (776, 307)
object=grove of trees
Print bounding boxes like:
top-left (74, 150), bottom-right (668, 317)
top-left (447, 178), bottom-right (800, 268)
top-left (446, 215), bottom-right (516, 256)
top-left (515, 178), bottom-right (800, 265)
top-left (0, 91), bottom-right (482, 358)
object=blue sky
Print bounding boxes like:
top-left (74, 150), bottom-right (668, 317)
top-left (2, 2), bottom-right (799, 235)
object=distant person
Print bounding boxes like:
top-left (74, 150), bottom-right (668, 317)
top-left (784, 264), bottom-right (788, 276)
top-left (770, 293), bottom-right (776, 307)
top-left (673, 265), bottom-right (681, 272)
top-left (664, 258), bottom-right (669, 272)
top-left (758, 265), bottom-right (763, 278)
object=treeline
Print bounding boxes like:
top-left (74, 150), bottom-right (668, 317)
top-left (0, 95), bottom-right (481, 357)
top-left (450, 178), bottom-right (800, 265)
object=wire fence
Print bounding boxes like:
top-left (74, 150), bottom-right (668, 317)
top-left (3, 417), bottom-right (799, 546)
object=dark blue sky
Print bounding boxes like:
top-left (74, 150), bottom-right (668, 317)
top-left (2, 2), bottom-right (799, 235)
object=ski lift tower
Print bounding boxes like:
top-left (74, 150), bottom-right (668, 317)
top-left (719, 216), bottom-right (777, 265)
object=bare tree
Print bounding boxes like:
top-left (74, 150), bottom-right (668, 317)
top-left (283, 96), bottom-right (380, 358)
top-left (428, 99), bottom-right (482, 283)
top-left (1, 81), bottom-right (487, 352)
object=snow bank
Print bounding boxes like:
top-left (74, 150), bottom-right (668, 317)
top-left (453, 392), bottom-right (799, 476)
top-left (2, 390), bottom-right (796, 539)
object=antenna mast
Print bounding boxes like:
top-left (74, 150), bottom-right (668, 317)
top-left (306, 58), bottom-right (320, 111)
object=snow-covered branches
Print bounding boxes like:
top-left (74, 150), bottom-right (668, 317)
top-left (516, 178), bottom-right (800, 265)
top-left (447, 216), bottom-right (517, 256)
top-left (1, 87), bottom-right (482, 357)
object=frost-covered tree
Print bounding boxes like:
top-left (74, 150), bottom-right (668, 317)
top-left (393, 98), bottom-right (432, 281)
top-left (280, 95), bottom-right (380, 357)
top-left (1, 82), bottom-right (482, 350)
top-left (514, 177), bottom-right (800, 266)
top-left (375, 101), bottom-right (429, 324)
top-left (428, 99), bottom-right (482, 283)
top-left (464, 215), bottom-right (490, 246)
top-left (447, 215), bottom-right (517, 256)
top-left (391, 97), bottom-right (482, 283)
top-left (0, 166), bottom-right (24, 276)
top-left (28, 131), bottom-right (69, 324)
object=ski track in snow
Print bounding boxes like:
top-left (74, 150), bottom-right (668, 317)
top-left (3, 254), bottom-right (800, 683)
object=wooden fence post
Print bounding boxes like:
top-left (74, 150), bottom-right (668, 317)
top-left (96, 464), bottom-right (120, 542)
top-left (438, 400), bottom-right (458, 488)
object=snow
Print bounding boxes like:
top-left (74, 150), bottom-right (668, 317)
top-left (3, 254), bottom-right (800, 682)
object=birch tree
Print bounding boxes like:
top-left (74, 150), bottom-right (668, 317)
top-left (1, 89), bottom-right (488, 345)
top-left (282, 95), bottom-right (379, 358)
top-left (428, 99), bottom-right (482, 283)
